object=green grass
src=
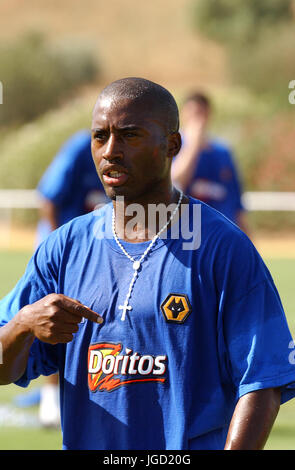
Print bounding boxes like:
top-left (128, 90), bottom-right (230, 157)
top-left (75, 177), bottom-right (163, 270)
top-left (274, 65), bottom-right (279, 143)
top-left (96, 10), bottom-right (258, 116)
top-left (0, 250), bottom-right (294, 449)
top-left (263, 258), bottom-right (295, 450)
top-left (0, 380), bottom-right (62, 450)
top-left (0, 250), bottom-right (62, 450)
top-left (0, 250), bottom-right (33, 298)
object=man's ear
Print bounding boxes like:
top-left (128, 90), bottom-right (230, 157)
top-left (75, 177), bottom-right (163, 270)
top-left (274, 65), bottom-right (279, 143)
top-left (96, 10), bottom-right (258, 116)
top-left (167, 132), bottom-right (182, 159)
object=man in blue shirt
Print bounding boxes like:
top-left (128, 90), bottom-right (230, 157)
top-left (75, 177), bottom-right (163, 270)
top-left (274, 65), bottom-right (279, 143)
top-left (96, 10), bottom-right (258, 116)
top-left (172, 92), bottom-right (247, 232)
top-left (0, 77), bottom-right (294, 450)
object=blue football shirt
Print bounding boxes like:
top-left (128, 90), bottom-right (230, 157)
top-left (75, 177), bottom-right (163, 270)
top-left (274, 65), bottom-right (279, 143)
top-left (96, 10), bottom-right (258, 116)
top-left (1, 198), bottom-right (295, 450)
top-left (180, 139), bottom-right (244, 223)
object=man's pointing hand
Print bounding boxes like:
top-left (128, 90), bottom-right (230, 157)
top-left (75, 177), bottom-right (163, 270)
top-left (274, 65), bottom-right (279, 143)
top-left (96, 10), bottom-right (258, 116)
top-left (17, 294), bottom-right (103, 345)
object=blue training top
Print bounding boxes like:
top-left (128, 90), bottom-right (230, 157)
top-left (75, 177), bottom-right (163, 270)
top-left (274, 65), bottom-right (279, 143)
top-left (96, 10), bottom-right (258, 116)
top-left (1, 198), bottom-right (295, 450)
top-left (182, 139), bottom-right (244, 223)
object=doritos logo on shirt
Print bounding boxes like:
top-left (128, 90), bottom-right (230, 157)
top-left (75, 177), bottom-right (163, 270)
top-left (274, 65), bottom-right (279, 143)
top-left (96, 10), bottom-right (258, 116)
top-left (88, 343), bottom-right (167, 392)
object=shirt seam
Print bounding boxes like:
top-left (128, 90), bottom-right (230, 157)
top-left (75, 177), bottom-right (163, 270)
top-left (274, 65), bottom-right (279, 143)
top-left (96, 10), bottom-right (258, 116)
top-left (238, 370), bottom-right (295, 394)
top-left (227, 279), bottom-right (269, 308)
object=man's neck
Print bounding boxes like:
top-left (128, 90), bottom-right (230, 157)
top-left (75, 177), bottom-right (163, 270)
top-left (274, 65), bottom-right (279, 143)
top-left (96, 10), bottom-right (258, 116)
top-left (112, 187), bottom-right (186, 243)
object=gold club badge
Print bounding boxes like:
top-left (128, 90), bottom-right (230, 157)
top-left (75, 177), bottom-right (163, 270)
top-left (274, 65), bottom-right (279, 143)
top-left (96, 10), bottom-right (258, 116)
top-left (161, 294), bottom-right (192, 323)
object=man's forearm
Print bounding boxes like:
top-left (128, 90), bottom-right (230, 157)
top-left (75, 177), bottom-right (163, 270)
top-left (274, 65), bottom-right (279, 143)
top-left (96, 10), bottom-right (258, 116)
top-left (0, 294), bottom-right (103, 385)
top-left (171, 146), bottom-right (201, 190)
top-left (0, 311), bottom-right (34, 385)
top-left (39, 199), bottom-right (58, 232)
top-left (224, 388), bottom-right (281, 450)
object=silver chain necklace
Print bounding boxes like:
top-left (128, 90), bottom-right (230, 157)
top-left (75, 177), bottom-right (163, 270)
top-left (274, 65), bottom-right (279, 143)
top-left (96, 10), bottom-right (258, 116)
top-left (112, 190), bottom-right (183, 321)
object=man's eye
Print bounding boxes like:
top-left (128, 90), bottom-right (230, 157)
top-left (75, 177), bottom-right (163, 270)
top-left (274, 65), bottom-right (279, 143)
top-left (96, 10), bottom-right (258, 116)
top-left (94, 132), bottom-right (107, 141)
top-left (124, 132), bottom-right (138, 138)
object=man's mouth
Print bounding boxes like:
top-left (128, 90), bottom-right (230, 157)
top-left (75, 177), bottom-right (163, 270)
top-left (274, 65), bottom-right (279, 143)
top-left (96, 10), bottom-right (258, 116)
top-left (102, 169), bottom-right (129, 187)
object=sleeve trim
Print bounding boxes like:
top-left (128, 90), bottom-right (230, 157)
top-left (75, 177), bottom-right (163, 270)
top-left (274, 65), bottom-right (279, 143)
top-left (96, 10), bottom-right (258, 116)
top-left (237, 370), bottom-right (295, 403)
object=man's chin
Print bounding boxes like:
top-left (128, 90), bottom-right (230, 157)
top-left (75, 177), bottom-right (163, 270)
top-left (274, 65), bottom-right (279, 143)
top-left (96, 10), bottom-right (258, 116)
top-left (106, 180), bottom-right (163, 203)
top-left (105, 185), bottom-right (130, 201)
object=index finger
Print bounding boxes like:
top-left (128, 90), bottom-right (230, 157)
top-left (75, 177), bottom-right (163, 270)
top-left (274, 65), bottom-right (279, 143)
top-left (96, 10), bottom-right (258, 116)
top-left (62, 297), bottom-right (104, 324)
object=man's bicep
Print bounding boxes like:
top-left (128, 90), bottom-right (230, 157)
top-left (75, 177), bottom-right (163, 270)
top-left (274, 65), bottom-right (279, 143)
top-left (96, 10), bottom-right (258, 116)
top-left (224, 387), bottom-right (281, 450)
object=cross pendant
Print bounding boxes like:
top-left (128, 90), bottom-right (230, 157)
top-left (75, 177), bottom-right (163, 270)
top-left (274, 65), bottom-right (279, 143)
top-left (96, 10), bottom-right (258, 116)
top-left (119, 300), bottom-right (132, 321)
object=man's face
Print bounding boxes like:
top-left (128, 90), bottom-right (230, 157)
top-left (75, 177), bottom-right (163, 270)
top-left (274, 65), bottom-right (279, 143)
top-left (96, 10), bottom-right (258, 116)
top-left (91, 95), bottom-right (176, 202)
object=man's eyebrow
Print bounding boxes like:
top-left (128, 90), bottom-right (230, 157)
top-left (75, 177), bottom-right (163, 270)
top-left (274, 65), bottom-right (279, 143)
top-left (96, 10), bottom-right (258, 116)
top-left (92, 125), bottom-right (144, 132)
top-left (120, 125), bottom-right (142, 130)
top-left (91, 127), bottom-right (106, 132)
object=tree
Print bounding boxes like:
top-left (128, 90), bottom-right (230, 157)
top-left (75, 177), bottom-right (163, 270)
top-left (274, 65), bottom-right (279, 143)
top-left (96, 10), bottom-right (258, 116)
top-left (190, 0), bottom-right (295, 99)
top-left (191, 0), bottom-right (293, 45)
top-left (0, 32), bottom-right (100, 127)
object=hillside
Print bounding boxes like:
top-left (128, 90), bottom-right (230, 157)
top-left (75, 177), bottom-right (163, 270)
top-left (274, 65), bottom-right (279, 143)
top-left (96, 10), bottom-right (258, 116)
top-left (0, 0), bottom-right (227, 94)
top-left (0, 0), bottom-right (294, 216)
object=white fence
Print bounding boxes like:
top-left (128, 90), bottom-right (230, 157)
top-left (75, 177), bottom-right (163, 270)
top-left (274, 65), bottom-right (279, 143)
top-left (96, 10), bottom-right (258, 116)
top-left (0, 189), bottom-right (294, 249)
top-left (0, 190), bottom-right (41, 209)
top-left (242, 192), bottom-right (295, 212)
top-left (0, 189), bottom-right (295, 211)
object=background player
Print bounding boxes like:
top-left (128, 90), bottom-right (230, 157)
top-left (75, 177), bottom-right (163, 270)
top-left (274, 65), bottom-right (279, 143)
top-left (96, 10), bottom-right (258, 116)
top-left (172, 92), bottom-right (248, 233)
top-left (36, 129), bottom-right (107, 244)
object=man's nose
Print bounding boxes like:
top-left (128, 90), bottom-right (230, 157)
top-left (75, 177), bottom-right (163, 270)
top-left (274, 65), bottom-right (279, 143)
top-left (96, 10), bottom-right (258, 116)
top-left (102, 134), bottom-right (123, 161)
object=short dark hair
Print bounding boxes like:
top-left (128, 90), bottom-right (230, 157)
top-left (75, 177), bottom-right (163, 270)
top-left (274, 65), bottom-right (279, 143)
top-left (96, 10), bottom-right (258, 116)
top-left (184, 92), bottom-right (211, 110)
top-left (98, 77), bottom-right (180, 134)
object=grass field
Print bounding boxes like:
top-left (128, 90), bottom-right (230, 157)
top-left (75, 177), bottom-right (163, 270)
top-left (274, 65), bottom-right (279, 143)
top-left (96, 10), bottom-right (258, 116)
top-left (0, 250), bottom-right (62, 449)
top-left (0, 249), bottom-right (294, 450)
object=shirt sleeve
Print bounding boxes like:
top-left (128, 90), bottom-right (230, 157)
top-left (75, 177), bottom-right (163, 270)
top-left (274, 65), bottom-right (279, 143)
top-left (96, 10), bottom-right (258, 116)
top-left (217, 229), bottom-right (295, 404)
top-left (37, 131), bottom-right (90, 205)
top-left (0, 229), bottom-right (66, 387)
top-left (223, 147), bottom-right (244, 212)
